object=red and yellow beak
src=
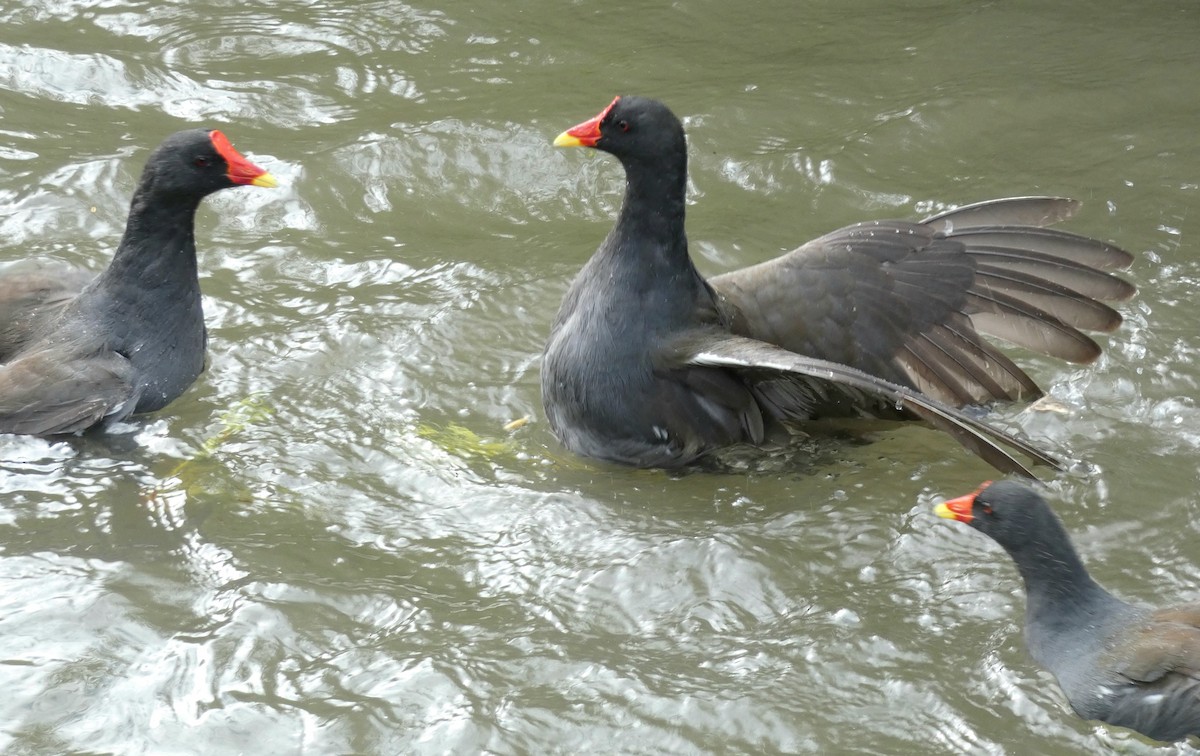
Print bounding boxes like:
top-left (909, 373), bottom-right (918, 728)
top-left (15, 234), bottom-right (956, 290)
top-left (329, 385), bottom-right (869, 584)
top-left (934, 481), bottom-right (992, 523)
top-left (553, 96), bottom-right (620, 148)
top-left (210, 130), bottom-right (278, 188)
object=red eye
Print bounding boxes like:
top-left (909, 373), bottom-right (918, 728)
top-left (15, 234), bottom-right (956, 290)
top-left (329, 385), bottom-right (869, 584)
top-left (194, 156), bottom-right (211, 168)
top-left (982, 505), bottom-right (994, 515)
top-left (617, 120), bottom-right (630, 132)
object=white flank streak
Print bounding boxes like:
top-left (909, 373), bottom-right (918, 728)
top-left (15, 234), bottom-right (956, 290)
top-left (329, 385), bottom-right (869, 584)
top-left (693, 351), bottom-right (752, 367)
top-left (693, 351), bottom-right (874, 386)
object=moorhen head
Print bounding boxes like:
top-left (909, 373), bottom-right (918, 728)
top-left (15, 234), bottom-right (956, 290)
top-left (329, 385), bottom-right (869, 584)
top-left (554, 95), bottom-right (686, 168)
top-left (138, 129), bottom-right (277, 196)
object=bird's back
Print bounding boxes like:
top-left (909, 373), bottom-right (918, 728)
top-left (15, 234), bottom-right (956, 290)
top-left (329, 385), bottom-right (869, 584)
top-left (0, 262), bottom-right (92, 361)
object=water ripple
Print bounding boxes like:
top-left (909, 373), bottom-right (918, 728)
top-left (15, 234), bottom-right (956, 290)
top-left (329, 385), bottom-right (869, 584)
top-left (1, 1), bottom-right (1198, 753)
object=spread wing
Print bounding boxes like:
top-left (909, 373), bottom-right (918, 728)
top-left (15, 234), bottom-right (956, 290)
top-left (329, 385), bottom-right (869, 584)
top-left (709, 197), bottom-right (1134, 407)
top-left (0, 347), bottom-right (136, 435)
top-left (671, 330), bottom-right (1061, 478)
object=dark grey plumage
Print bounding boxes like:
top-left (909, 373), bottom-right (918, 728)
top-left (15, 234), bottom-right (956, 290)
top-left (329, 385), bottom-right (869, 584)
top-left (545, 96), bottom-right (1134, 475)
top-left (937, 480), bottom-right (1200, 742)
top-left (0, 129), bottom-right (275, 435)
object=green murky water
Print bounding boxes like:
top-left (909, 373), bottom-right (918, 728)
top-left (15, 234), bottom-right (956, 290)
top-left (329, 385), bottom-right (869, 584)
top-left (0, 1), bottom-right (1197, 753)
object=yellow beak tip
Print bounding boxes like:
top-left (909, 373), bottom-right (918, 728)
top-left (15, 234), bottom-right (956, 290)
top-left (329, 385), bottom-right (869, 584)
top-left (933, 502), bottom-right (956, 520)
top-left (251, 172), bottom-right (279, 189)
top-left (553, 131), bottom-right (583, 148)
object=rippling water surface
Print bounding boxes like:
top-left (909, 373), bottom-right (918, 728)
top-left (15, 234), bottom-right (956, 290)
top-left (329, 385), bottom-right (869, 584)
top-left (1, 1), bottom-right (1198, 753)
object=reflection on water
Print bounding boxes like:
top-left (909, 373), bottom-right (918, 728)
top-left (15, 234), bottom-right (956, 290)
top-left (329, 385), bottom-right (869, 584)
top-left (0, 0), bottom-right (1198, 753)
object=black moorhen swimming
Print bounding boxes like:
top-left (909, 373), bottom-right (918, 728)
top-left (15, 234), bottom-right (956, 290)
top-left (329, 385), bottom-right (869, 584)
top-left (936, 480), bottom-right (1200, 742)
top-left (546, 96), bottom-right (1135, 476)
top-left (0, 129), bottom-right (276, 435)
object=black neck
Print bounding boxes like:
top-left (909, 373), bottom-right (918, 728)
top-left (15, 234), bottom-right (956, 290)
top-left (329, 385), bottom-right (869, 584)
top-left (97, 186), bottom-right (203, 295)
top-left (1009, 520), bottom-right (1112, 625)
top-left (612, 152), bottom-right (689, 262)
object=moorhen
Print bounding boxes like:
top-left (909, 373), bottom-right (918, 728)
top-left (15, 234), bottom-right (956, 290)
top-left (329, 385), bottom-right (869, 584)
top-left (936, 480), bottom-right (1200, 742)
top-left (546, 96), bottom-right (1135, 476)
top-left (0, 129), bottom-right (276, 435)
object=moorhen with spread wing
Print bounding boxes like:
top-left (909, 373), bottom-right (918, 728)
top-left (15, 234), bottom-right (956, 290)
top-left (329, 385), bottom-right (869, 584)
top-left (0, 129), bottom-right (276, 435)
top-left (546, 96), bottom-right (1135, 476)
top-left (936, 480), bottom-right (1200, 742)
